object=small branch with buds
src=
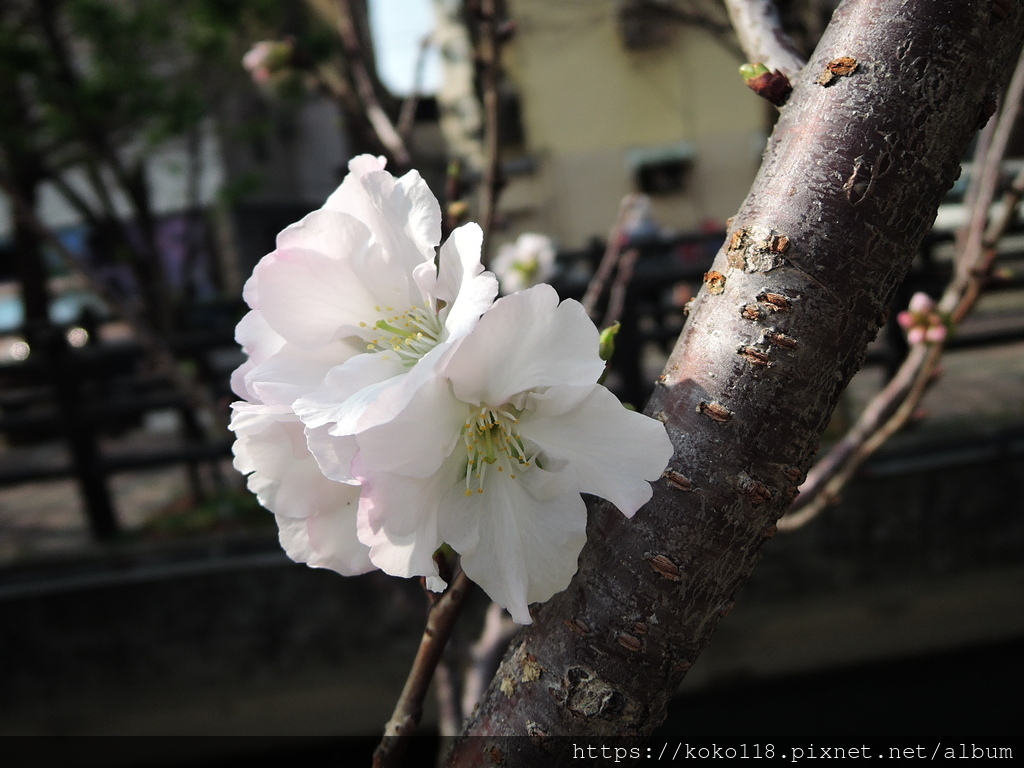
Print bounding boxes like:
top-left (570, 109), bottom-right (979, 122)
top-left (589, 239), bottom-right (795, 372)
top-left (780, 45), bottom-right (1024, 531)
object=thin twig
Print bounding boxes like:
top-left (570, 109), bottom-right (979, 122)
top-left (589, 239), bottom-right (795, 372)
top-left (460, 601), bottom-right (516, 721)
top-left (476, 0), bottom-right (503, 263)
top-left (779, 46), bottom-right (1024, 531)
top-left (581, 195), bottom-right (641, 320)
top-left (602, 248), bottom-right (640, 330)
top-left (433, 653), bottom-right (463, 741)
top-left (373, 570), bottom-right (474, 768)
top-left (334, 0), bottom-right (411, 168)
top-left (724, 0), bottom-right (807, 77)
top-left (397, 34), bottom-right (433, 141)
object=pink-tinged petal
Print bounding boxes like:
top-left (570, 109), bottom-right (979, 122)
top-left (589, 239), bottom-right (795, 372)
top-left (925, 323), bottom-right (947, 343)
top-left (231, 310), bottom-right (285, 401)
top-left (909, 291), bottom-right (935, 314)
top-left (896, 310), bottom-right (914, 331)
top-left (323, 159), bottom-right (441, 269)
top-left (258, 217), bottom-right (414, 348)
top-left (255, 247), bottom-right (374, 348)
top-left (277, 209), bottom-right (426, 311)
top-left (304, 423), bottom-right (359, 483)
top-left (242, 272), bottom-right (260, 309)
top-left (353, 373), bottom-right (467, 478)
top-left (230, 405), bottom-right (360, 523)
top-left (354, 452), bottom-right (461, 540)
top-left (293, 352), bottom-right (407, 431)
top-left (446, 285), bottom-right (605, 405)
top-left (304, 497), bottom-right (377, 575)
top-left (520, 384), bottom-right (673, 517)
top-left (439, 470), bottom-right (587, 625)
top-left (276, 504), bottom-right (375, 577)
top-left (907, 327), bottom-right (926, 345)
top-left (354, 459), bottom-right (462, 583)
top-left (432, 223), bottom-right (498, 339)
top-left (246, 338), bottom-right (360, 407)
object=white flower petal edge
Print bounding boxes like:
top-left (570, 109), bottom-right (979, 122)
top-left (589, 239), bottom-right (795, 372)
top-left (229, 154), bottom-right (496, 579)
top-left (230, 404), bottom-right (372, 576)
top-left (351, 285), bottom-right (674, 623)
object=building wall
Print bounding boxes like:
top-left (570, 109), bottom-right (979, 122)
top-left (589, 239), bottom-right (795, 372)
top-left (500, 0), bottom-right (767, 249)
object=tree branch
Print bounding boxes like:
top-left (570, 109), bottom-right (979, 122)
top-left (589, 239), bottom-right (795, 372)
top-left (475, 0), bottom-right (504, 261)
top-left (725, 0), bottom-right (808, 76)
top-left (373, 570), bottom-right (474, 768)
top-left (780, 41), bottom-right (1024, 530)
top-left (444, 1), bottom-right (1024, 762)
top-left (333, 0), bottom-right (412, 169)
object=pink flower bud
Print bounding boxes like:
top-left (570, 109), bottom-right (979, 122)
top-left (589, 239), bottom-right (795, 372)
top-left (925, 323), bottom-right (947, 343)
top-left (897, 310), bottom-right (914, 330)
top-left (907, 327), bottom-right (926, 345)
top-left (908, 292), bottom-right (935, 314)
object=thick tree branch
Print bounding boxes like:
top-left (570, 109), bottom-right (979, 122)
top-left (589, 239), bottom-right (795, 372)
top-left (444, 1), bottom-right (1024, 763)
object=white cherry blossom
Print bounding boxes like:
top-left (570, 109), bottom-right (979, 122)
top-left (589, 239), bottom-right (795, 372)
top-left (491, 232), bottom-right (557, 294)
top-left (344, 285), bottom-right (673, 623)
top-left (230, 154), bottom-right (497, 577)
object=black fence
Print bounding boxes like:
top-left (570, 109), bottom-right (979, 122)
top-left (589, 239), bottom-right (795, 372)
top-left (1, 228), bottom-right (1022, 546)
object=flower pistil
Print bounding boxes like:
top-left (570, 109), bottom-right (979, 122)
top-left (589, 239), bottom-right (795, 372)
top-left (462, 405), bottom-right (535, 495)
top-left (363, 303), bottom-right (445, 365)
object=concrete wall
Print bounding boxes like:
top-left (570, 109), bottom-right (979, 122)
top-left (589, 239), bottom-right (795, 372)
top-left (498, 1), bottom-right (766, 248)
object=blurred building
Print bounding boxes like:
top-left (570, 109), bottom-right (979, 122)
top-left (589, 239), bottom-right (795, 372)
top-left (489, 0), bottom-right (766, 247)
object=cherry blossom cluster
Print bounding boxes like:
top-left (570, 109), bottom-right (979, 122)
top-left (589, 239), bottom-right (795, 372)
top-left (229, 156), bottom-right (672, 623)
top-left (896, 292), bottom-right (948, 345)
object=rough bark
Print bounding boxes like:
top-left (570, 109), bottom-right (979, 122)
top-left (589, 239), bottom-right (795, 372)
top-left (444, 1), bottom-right (1024, 764)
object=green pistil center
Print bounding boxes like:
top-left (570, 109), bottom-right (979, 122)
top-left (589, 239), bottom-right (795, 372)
top-left (461, 406), bottom-right (534, 496)
top-left (362, 304), bottom-right (444, 366)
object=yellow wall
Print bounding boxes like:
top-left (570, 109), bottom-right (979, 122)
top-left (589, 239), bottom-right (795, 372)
top-left (499, 0), bottom-right (766, 249)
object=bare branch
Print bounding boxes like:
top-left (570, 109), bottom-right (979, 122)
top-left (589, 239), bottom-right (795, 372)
top-left (333, 0), bottom-right (412, 168)
top-left (476, 0), bottom-right (504, 261)
top-left (780, 43), bottom-right (1024, 531)
top-left (581, 195), bottom-right (644, 320)
top-left (373, 570), bottom-right (474, 768)
top-left (460, 601), bottom-right (516, 720)
top-left (397, 34), bottom-right (433, 140)
top-left (725, 0), bottom-right (808, 76)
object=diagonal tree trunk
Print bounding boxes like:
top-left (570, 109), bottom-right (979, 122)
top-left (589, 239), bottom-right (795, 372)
top-left (444, 0), bottom-right (1024, 763)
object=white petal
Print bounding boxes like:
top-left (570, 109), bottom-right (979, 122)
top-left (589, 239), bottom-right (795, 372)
top-left (323, 159), bottom-right (440, 268)
top-left (254, 243), bottom-right (376, 348)
top-left (521, 384), bottom-right (673, 517)
top-left (353, 372), bottom-right (467, 478)
top-left (304, 498), bottom-right (376, 575)
top-left (246, 338), bottom-right (359, 407)
top-left (231, 310), bottom-right (284, 401)
top-left (230, 405), bottom-right (359, 520)
top-left (354, 460), bottom-right (462, 584)
top-left (445, 285), bottom-right (604, 406)
top-left (354, 451), bottom-right (461, 540)
top-left (439, 470), bottom-right (587, 624)
top-left (294, 352), bottom-right (407, 431)
top-left (231, 406), bottom-right (372, 576)
top-left (433, 223), bottom-right (498, 339)
top-left (276, 503), bottom-right (375, 577)
top-left (304, 423), bottom-right (359, 483)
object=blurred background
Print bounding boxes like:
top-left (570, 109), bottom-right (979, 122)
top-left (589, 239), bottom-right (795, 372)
top-left (0, 0), bottom-right (1021, 761)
